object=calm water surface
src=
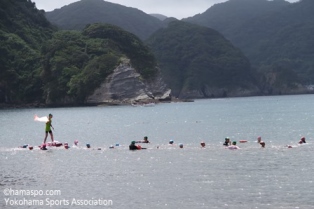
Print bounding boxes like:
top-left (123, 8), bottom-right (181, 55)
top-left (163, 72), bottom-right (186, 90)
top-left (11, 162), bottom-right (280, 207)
top-left (1, 95), bottom-right (314, 209)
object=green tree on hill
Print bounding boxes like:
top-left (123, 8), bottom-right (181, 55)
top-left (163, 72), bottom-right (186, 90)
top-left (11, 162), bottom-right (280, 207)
top-left (147, 21), bottom-right (257, 98)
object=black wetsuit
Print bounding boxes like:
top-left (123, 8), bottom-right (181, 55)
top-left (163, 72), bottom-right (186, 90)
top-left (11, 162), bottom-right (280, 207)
top-left (129, 144), bottom-right (138, 150)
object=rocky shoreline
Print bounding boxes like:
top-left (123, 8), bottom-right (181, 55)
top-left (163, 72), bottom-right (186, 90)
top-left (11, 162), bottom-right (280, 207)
top-left (0, 98), bottom-right (174, 109)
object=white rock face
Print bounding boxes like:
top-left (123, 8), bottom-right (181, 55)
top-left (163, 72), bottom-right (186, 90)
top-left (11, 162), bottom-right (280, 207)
top-left (87, 62), bottom-right (171, 104)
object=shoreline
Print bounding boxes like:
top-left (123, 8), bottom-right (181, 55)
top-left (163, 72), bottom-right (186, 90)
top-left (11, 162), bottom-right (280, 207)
top-left (1, 92), bottom-right (314, 109)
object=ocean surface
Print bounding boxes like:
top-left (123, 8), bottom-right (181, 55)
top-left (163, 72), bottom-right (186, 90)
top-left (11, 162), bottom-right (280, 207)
top-left (1, 95), bottom-right (314, 209)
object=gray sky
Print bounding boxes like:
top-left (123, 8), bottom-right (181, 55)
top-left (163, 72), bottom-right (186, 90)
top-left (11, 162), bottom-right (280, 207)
top-left (33, 0), bottom-right (300, 19)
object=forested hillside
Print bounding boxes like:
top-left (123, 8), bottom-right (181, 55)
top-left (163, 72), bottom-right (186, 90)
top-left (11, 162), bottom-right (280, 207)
top-left (185, 0), bottom-right (314, 90)
top-left (147, 21), bottom-right (258, 98)
top-left (41, 23), bottom-right (157, 104)
top-left (0, 0), bottom-right (55, 103)
top-left (0, 0), bottom-right (157, 105)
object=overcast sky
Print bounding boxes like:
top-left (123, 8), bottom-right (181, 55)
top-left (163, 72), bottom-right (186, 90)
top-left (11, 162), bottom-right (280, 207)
top-left (33, 0), bottom-right (300, 19)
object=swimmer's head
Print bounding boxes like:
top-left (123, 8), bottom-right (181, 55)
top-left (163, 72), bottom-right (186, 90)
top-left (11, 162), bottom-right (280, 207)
top-left (86, 143), bottom-right (91, 148)
top-left (109, 145), bottom-right (114, 149)
top-left (74, 140), bottom-right (78, 145)
top-left (232, 141), bottom-right (237, 145)
top-left (257, 136), bottom-right (261, 142)
top-left (144, 136), bottom-right (148, 140)
top-left (179, 143), bottom-right (183, 148)
top-left (131, 141), bottom-right (136, 145)
top-left (200, 141), bottom-right (205, 147)
top-left (225, 137), bottom-right (230, 142)
top-left (169, 140), bottom-right (174, 144)
top-left (49, 114), bottom-right (53, 118)
top-left (260, 142), bottom-right (265, 148)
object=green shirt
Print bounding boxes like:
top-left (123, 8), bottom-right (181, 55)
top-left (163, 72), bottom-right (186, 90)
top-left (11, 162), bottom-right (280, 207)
top-left (45, 119), bottom-right (52, 131)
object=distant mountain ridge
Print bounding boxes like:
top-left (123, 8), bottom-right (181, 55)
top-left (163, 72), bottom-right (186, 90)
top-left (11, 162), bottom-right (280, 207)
top-left (185, 0), bottom-right (314, 89)
top-left (184, 0), bottom-right (290, 43)
top-left (45, 0), bottom-right (164, 40)
top-left (149, 14), bottom-right (168, 21)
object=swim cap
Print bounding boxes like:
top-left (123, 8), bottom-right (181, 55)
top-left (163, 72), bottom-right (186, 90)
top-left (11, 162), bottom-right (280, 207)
top-left (169, 140), bottom-right (174, 144)
top-left (232, 141), bottom-right (237, 145)
top-left (179, 143), bottom-right (183, 148)
top-left (49, 114), bottom-right (53, 116)
top-left (131, 141), bottom-right (135, 144)
top-left (115, 143), bottom-right (120, 146)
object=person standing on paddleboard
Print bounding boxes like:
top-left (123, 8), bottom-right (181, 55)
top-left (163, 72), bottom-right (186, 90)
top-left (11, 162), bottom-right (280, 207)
top-left (44, 114), bottom-right (54, 144)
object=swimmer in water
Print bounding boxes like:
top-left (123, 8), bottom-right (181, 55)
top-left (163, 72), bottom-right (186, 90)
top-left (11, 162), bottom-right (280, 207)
top-left (169, 140), bottom-right (174, 145)
top-left (299, 137), bottom-right (306, 144)
top-left (43, 114), bottom-right (54, 144)
top-left (200, 141), bottom-right (205, 148)
top-left (129, 141), bottom-right (139, 150)
top-left (228, 141), bottom-right (240, 150)
top-left (137, 136), bottom-right (150, 143)
top-left (223, 137), bottom-right (231, 146)
top-left (257, 136), bottom-right (265, 148)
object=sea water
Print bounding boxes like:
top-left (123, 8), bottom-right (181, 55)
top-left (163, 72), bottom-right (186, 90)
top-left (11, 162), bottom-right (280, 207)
top-left (1, 95), bottom-right (314, 209)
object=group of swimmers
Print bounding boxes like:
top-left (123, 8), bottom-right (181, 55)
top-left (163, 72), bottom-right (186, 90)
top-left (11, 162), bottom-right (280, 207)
top-left (131, 135), bottom-right (307, 150)
top-left (29, 113), bottom-right (308, 151)
top-left (18, 135), bottom-right (308, 151)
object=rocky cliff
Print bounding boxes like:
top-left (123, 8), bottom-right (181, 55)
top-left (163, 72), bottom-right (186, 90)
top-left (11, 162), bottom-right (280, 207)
top-left (87, 59), bottom-right (171, 104)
